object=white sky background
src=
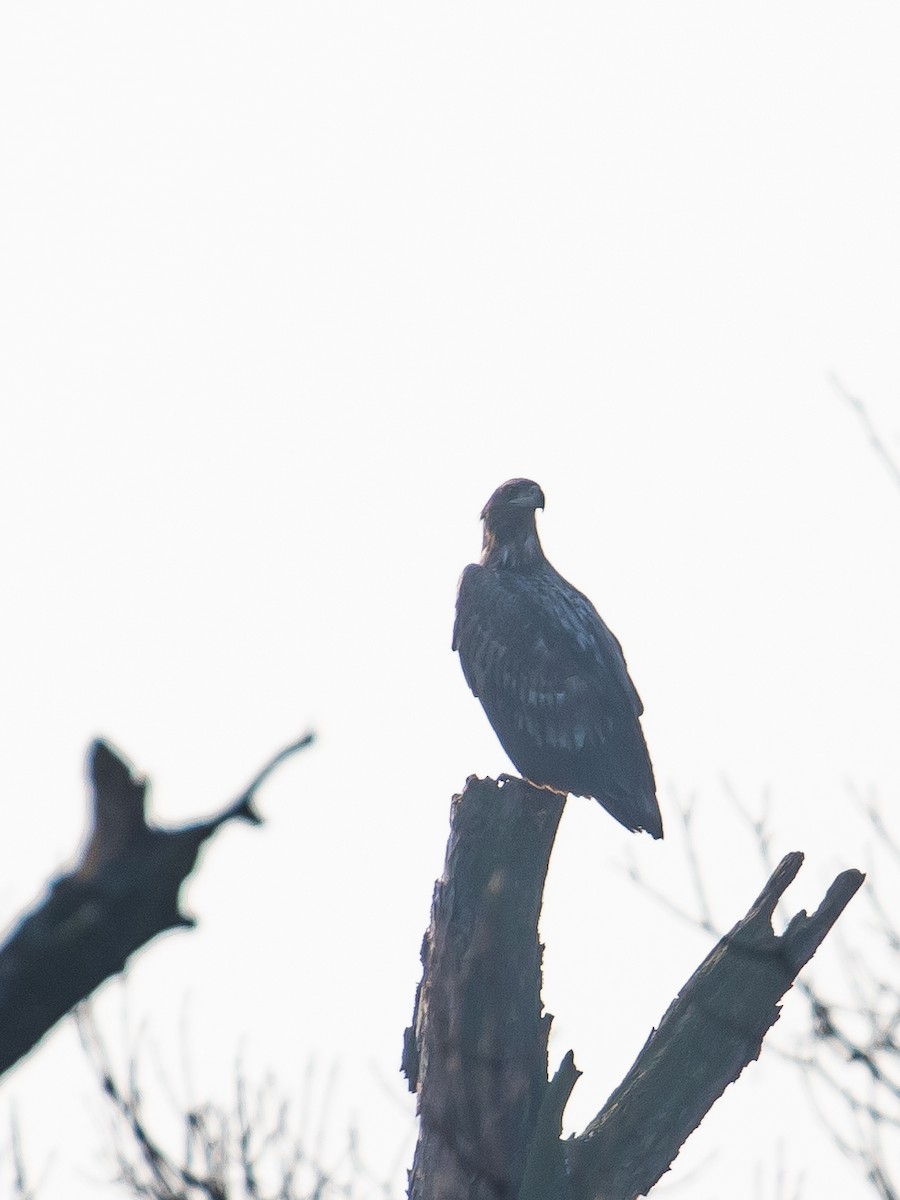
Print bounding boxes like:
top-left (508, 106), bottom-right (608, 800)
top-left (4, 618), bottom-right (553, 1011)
top-left (1, 4), bottom-right (899, 1196)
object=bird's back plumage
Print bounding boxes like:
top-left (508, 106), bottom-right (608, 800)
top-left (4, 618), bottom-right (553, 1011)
top-left (453, 479), bottom-right (662, 838)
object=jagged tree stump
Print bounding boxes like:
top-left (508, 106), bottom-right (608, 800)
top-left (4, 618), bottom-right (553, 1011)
top-left (403, 776), bottom-right (864, 1200)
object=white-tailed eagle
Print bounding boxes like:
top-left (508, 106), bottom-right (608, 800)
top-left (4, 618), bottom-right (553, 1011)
top-left (453, 479), bottom-right (662, 838)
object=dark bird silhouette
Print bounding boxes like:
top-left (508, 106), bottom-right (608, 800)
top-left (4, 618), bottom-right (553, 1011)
top-left (453, 479), bottom-right (662, 838)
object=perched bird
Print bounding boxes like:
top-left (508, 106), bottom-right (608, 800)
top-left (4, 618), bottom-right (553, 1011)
top-left (453, 479), bottom-right (662, 838)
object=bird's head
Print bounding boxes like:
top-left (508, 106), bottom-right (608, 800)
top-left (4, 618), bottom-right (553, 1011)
top-left (479, 480), bottom-right (546, 566)
top-left (480, 479), bottom-right (545, 525)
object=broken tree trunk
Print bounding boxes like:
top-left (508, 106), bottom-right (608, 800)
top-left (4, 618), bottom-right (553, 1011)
top-left (403, 776), bottom-right (864, 1200)
top-left (0, 733), bottom-right (313, 1081)
top-left (402, 776), bottom-right (565, 1200)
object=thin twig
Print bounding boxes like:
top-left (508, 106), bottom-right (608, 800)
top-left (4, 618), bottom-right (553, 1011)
top-left (829, 374), bottom-right (900, 492)
top-left (231, 732), bottom-right (316, 819)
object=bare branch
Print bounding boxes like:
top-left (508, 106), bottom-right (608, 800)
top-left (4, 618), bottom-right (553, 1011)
top-left (0, 733), bottom-right (314, 1081)
top-left (9, 1112), bottom-right (36, 1200)
top-left (79, 1012), bottom-right (380, 1200)
top-left (631, 787), bottom-right (900, 1198)
top-left (830, 374), bottom-right (900, 492)
top-left (566, 854), bottom-right (864, 1200)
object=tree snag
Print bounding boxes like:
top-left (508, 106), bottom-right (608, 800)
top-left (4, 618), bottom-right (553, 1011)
top-left (0, 733), bottom-right (313, 1081)
top-left (403, 776), bottom-right (864, 1200)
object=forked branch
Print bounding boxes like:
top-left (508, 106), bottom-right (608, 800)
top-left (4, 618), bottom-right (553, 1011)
top-left (0, 732), bottom-right (314, 1080)
top-left (566, 853), bottom-right (865, 1199)
top-left (404, 776), bottom-right (863, 1200)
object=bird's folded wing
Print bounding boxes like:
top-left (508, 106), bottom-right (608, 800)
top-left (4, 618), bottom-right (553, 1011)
top-left (453, 564), bottom-right (643, 727)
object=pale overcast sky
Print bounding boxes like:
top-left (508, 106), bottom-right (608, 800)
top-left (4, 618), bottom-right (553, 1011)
top-left (1, 5), bottom-right (899, 1197)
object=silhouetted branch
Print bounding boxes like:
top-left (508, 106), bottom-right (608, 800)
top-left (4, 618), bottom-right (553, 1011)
top-left (404, 777), bottom-right (862, 1200)
top-left (631, 789), bottom-right (899, 1198)
top-left (0, 733), bottom-right (314, 1081)
top-left (9, 1112), bottom-right (35, 1200)
top-left (566, 855), bottom-right (864, 1200)
top-left (77, 1011), bottom-right (371, 1200)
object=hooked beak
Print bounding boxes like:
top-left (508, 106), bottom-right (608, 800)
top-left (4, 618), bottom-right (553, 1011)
top-left (510, 484), bottom-right (545, 510)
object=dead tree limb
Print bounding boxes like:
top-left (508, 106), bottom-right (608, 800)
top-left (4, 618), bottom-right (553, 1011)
top-left (566, 852), bottom-right (865, 1199)
top-left (403, 776), bottom-right (863, 1200)
top-left (830, 373), bottom-right (900, 493)
top-left (631, 788), bottom-right (900, 1198)
top-left (0, 732), bottom-right (314, 1081)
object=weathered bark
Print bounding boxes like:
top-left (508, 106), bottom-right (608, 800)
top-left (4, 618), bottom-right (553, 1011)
top-left (404, 776), bottom-right (864, 1200)
top-left (402, 776), bottom-right (565, 1200)
top-left (0, 733), bottom-right (313, 1080)
top-left (565, 851), bottom-right (865, 1199)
